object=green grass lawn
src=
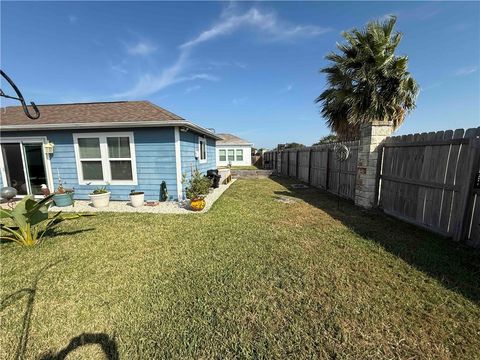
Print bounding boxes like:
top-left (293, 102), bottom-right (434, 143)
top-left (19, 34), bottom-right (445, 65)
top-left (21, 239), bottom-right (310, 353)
top-left (1, 178), bottom-right (479, 359)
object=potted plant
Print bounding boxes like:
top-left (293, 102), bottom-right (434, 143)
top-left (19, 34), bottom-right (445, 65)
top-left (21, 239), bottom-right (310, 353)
top-left (89, 186), bottom-right (111, 208)
top-left (129, 189), bottom-right (144, 208)
top-left (51, 184), bottom-right (75, 207)
top-left (185, 168), bottom-right (212, 211)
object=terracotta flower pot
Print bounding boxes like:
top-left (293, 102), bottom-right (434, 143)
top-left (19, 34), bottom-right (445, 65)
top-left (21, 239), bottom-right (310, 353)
top-left (190, 197), bottom-right (206, 211)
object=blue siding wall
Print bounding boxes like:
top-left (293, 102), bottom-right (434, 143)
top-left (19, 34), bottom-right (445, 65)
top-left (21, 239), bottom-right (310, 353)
top-left (2, 128), bottom-right (179, 201)
top-left (180, 131), bottom-right (217, 198)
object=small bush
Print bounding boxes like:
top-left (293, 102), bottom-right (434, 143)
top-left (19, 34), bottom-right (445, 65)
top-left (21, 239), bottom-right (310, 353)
top-left (185, 169), bottom-right (212, 200)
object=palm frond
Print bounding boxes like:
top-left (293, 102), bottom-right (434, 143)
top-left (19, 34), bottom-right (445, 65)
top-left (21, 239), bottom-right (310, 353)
top-left (317, 16), bottom-right (418, 139)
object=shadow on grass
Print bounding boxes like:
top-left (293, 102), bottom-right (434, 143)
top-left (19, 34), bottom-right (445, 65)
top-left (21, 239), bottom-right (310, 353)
top-left (0, 259), bottom-right (65, 360)
top-left (39, 333), bottom-right (119, 360)
top-left (271, 176), bottom-right (480, 305)
top-left (1, 258), bottom-right (118, 360)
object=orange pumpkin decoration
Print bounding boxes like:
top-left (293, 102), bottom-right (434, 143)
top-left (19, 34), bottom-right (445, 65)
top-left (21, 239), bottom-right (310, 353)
top-left (190, 197), bottom-right (206, 211)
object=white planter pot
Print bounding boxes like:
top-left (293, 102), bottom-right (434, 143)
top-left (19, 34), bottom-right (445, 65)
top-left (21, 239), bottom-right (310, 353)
top-left (129, 192), bottom-right (144, 208)
top-left (89, 192), bottom-right (111, 208)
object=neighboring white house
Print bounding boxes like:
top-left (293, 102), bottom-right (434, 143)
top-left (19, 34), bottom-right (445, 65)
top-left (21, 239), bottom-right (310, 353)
top-left (216, 133), bottom-right (253, 167)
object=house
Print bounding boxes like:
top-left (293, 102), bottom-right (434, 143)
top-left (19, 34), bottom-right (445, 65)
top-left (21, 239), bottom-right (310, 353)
top-left (216, 133), bottom-right (253, 167)
top-left (0, 101), bottom-right (220, 201)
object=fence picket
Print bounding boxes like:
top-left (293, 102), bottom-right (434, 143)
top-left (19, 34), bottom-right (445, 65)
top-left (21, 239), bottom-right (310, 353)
top-left (264, 126), bottom-right (479, 246)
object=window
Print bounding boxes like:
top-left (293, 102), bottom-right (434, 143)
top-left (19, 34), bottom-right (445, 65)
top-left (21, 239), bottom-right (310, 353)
top-left (227, 149), bottom-right (235, 162)
top-left (219, 149), bottom-right (226, 161)
top-left (236, 149), bottom-right (243, 161)
top-left (198, 137), bottom-right (207, 163)
top-left (74, 132), bottom-right (137, 185)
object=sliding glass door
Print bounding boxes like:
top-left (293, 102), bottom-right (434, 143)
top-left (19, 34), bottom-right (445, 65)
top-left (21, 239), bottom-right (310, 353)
top-left (1, 142), bottom-right (48, 196)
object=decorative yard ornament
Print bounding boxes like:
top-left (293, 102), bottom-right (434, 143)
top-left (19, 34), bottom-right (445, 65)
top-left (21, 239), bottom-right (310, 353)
top-left (160, 181), bottom-right (168, 201)
top-left (41, 184), bottom-right (51, 197)
top-left (0, 70), bottom-right (40, 119)
top-left (1, 186), bottom-right (18, 209)
top-left (333, 143), bottom-right (350, 162)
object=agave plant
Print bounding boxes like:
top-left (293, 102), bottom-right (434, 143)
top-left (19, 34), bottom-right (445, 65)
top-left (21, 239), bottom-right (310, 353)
top-left (0, 195), bottom-right (89, 247)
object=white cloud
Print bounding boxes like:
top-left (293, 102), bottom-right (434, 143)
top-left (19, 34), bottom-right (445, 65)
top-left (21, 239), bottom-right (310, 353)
top-left (114, 51), bottom-right (219, 98)
top-left (68, 15), bottom-right (77, 23)
top-left (110, 64), bottom-right (128, 75)
top-left (232, 97), bottom-right (247, 105)
top-left (126, 41), bottom-right (157, 56)
top-left (185, 85), bottom-right (202, 94)
top-left (181, 8), bottom-right (331, 49)
top-left (421, 82), bottom-right (442, 92)
top-left (449, 23), bottom-right (472, 32)
top-left (455, 66), bottom-right (478, 76)
top-left (209, 60), bottom-right (247, 69)
top-left (114, 7), bottom-right (330, 98)
top-left (279, 84), bottom-right (293, 93)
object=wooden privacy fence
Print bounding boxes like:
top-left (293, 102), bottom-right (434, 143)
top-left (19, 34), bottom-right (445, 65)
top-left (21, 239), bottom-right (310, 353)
top-left (264, 141), bottom-right (359, 201)
top-left (263, 127), bottom-right (480, 247)
top-left (377, 127), bottom-right (480, 246)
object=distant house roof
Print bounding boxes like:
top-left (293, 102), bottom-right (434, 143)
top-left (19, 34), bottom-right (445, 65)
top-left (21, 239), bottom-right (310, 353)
top-left (0, 101), bottom-right (221, 139)
top-left (216, 133), bottom-right (252, 146)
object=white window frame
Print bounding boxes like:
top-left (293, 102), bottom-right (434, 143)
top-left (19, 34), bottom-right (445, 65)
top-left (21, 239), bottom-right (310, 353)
top-left (73, 132), bottom-right (137, 185)
top-left (219, 149), bottom-right (226, 162)
top-left (227, 149), bottom-right (235, 162)
top-left (236, 149), bottom-right (244, 161)
top-left (198, 136), bottom-right (207, 164)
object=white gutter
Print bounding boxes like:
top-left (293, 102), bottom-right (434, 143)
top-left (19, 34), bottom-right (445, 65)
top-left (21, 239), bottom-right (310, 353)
top-left (217, 143), bottom-right (254, 146)
top-left (0, 120), bottom-right (222, 140)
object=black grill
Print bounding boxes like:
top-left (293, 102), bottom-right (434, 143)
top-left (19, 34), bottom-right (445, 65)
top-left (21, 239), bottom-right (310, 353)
top-left (206, 169), bottom-right (221, 188)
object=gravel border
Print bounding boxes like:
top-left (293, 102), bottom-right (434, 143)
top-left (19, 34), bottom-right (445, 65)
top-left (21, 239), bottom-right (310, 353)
top-left (49, 179), bottom-right (236, 214)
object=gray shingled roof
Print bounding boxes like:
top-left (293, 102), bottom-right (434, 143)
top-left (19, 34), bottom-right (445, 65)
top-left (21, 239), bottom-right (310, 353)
top-left (0, 101), bottom-right (221, 139)
top-left (216, 133), bottom-right (252, 146)
top-left (0, 101), bottom-right (183, 125)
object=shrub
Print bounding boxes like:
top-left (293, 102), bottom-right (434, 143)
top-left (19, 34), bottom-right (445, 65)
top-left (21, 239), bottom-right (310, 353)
top-left (185, 169), bottom-right (212, 200)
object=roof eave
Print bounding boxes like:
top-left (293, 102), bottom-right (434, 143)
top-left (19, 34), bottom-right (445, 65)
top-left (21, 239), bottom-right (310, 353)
top-left (0, 120), bottom-right (222, 140)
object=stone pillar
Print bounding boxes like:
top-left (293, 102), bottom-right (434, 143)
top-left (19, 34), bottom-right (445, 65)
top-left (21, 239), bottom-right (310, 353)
top-left (355, 120), bottom-right (394, 208)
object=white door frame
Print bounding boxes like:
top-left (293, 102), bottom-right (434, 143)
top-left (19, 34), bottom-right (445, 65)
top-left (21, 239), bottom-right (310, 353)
top-left (0, 136), bottom-right (54, 196)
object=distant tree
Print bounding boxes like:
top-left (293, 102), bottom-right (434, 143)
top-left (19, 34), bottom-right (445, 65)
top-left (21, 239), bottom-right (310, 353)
top-left (313, 134), bottom-right (337, 146)
top-left (278, 142), bottom-right (306, 150)
top-left (315, 16), bottom-right (419, 140)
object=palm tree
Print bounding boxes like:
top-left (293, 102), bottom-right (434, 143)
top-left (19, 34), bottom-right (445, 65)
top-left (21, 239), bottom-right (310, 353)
top-left (315, 16), bottom-right (419, 140)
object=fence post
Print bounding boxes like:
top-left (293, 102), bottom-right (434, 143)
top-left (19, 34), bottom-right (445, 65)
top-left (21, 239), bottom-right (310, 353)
top-left (287, 151), bottom-right (290, 177)
top-left (455, 136), bottom-right (480, 242)
top-left (296, 150), bottom-right (299, 179)
top-left (374, 144), bottom-right (384, 207)
top-left (308, 148), bottom-right (313, 185)
top-left (355, 121), bottom-right (395, 209)
top-left (277, 151), bottom-right (279, 172)
top-left (325, 147), bottom-right (330, 190)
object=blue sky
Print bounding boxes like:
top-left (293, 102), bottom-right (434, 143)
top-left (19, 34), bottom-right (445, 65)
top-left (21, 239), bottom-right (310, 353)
top-left (1, 1), bottom-right (479, 148)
